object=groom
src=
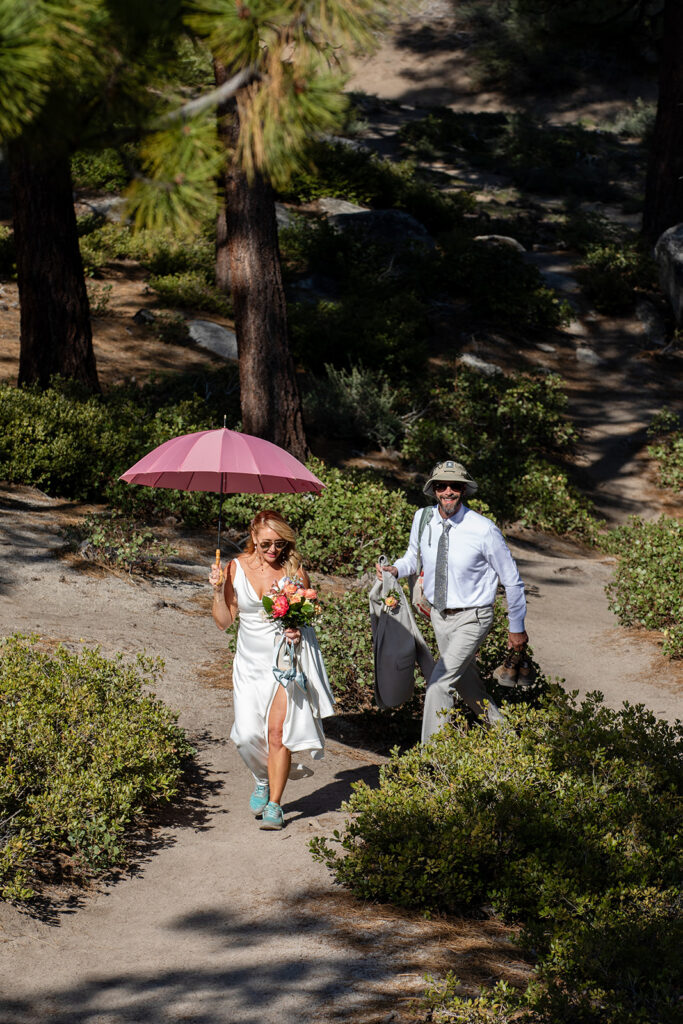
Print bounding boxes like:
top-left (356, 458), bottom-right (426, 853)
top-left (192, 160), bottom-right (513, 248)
top-left (377, 459), bottom-right (528, 741)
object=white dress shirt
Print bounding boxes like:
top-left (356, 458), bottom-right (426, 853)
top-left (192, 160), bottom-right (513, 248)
top-left (394, 504), bottom-right (527, 632)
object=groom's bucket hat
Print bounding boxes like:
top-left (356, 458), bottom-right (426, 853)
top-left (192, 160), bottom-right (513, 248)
top-left (423, 459), bottom-right (478, 499)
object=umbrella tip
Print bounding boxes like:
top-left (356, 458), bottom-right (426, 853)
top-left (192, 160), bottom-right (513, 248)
top-left (223, 414), bottom-right (227, 428)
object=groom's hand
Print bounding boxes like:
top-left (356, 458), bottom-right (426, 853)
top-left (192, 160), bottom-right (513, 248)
top-left (375, 563), bottom-right (398, 581)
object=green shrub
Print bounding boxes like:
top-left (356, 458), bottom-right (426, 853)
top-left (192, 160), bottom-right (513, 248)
top-left (400, 366), bottom-right (601, 541)
top-left (219, 459), bottom-right (417, 574)
top-left (605, 516), bottom-right (683, 658)
top-left (147, 270), bottom-right (230, 315)
top-left (312, 690), bottom-right (682, 1023)
top-left (513, 460), bottom-right (601, 543)
top-left (647, 409), bottom-right (683, 493)
top-left (0, 224), bottom-right (16, 277)
top-left (71, 148), bottom-right (129, 192)
top-left (0, 373), bottom-right (236, 501)
top-left (280, 139), bottom-right (474, 233)
top-left (87, 281), bottom-right (113, 316)
top-left (443, 237), bottom-right (573, 330)
top-left (64, 512), bottom-right (177, 574)
top-left (577, 241), bottom-right (657, 313)
top-left (78, 222), bottom-right (215, 282)
top-left (0, 636), bottom-right (193, 900)
top-left (302, 364), bottom-right (407, 448)
top-left (399, 108), bottom-right (636, 203)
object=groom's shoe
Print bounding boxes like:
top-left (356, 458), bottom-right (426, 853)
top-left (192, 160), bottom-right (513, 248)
top-left (249, 782), bottom-right (270, 816)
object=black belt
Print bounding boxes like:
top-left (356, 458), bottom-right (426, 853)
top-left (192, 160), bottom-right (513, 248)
top-left (442, 607), bottom-right (468, 616)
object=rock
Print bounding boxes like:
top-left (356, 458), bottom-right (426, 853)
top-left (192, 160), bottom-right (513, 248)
top-left (473, 234), bottom-right (526, 254)
top-left (317, 197), bottom-right (368, 216)
top-left (187, 320), bottom-right (238, 361)
top-left (133, 309), bottom-right (156, 326)
top-left (274, 203), bottom-right (295, 230)
top-left (326, 209), bottom-right (435, 251)
top-left (575, 345), bottom-right (602, 366)
top-left (537, 342), bottom-right (557, 353)
top-left (655, 224), bottom-right (683, 323)
top-left (458, 353), bottom-right (503, 376)
top-left (81, 196), bottom-right (128, 223)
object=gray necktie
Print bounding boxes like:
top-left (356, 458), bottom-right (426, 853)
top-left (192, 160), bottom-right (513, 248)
top-left (433, 521), bottom-right (451, 612)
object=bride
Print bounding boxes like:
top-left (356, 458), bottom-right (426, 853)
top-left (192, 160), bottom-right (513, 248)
top-left (209, 510), bottom-right (335, 830)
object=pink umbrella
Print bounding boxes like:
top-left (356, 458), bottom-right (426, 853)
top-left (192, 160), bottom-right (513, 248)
top-left (119, 426), bottom-right (324, 556)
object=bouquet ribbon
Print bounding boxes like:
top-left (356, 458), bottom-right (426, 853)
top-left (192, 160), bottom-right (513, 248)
top-left (272, 637), bottom-right (308, 694)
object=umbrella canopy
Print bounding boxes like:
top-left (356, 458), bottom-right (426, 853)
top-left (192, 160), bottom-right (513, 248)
top-left (119, 427), bottom-right (324, 495)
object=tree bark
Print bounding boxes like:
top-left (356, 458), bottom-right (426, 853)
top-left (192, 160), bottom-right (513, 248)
top-left (214, 61), bottom-right (308, 460)
top-left (9, 142), bottom-right (99, 391)
top-left (642, 0), bottom-right (683, 243)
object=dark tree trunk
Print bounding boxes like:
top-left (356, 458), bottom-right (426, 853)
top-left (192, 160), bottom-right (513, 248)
top-left (642, 0), bottom-right (683, 243)
top-left (9, 142), bottom-right (99, 391)
top-left (214, 61), bottom-right (308, 460)
top-left (215, 204), bottom-right (231, 293)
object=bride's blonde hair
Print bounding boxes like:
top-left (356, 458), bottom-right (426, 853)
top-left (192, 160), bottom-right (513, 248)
top-left (245, 510), bottom-right (303, 580)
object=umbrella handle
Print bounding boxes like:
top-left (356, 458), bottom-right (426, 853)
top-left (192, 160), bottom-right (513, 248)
top-left (215, 548), bottom-right (224, 585)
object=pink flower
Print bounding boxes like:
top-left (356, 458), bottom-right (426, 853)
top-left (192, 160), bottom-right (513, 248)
top-left (283, 583), bottom-right (298, 596)
top-left (384, 595), bottom-right (399, 609)
top-left (303, 588), bottom-right (317, 600)
top-left (272, 594), bottom-right (290, 618)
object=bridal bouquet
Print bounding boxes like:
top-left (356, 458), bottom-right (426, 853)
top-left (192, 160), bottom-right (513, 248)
top-left (262, 577), bottom-right (321, 630)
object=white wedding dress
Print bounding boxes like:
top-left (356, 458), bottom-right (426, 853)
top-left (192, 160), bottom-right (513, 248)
top-left (229, 559), bottom-right (336, 784)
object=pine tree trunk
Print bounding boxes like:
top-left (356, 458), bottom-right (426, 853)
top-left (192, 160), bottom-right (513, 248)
top-left (9, 142), bottom-right (99, 391)
top-left (642, 0), bottom-right (683, 243)
top-left (214, 61), bottom-right (308, 460)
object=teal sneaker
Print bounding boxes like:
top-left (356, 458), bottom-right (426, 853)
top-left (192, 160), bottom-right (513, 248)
top-left (259, 801), bottom-right (284, 830)
top-left (249, 782), bottom-right (269, 816)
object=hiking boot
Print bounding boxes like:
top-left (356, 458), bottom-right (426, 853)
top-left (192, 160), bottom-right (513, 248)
top-left (259, 801), bottom-right (284, 830)
top-left (493, 649), bottom-right (522, 688)
top-left (516, 654), bottom-right (535, 688)
top-left (249, 782), bottom-right (269, 816)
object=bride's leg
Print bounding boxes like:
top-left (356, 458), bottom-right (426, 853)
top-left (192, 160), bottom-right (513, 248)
top-left (267, 684), bottom-right (291, 804)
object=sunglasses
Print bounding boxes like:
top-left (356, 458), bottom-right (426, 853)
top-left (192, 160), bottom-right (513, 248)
top-left (434, 482), bottom-right (465, 492)
top-left (257, 539), bottom-right (288, 551)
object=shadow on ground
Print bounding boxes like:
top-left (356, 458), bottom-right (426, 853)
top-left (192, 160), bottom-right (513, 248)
top-left (0, 891), bottom-right (530, 1024)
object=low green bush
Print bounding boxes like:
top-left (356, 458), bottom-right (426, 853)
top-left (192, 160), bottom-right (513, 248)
top-left (71, 148), bottom-right (129, 192)
top-left (0, 636), bottom-right (193, 900)
top-left (280, 139), bottom-right (474, 233)
top-left (442, 237), bottom-right (573, 330)
top-left (312, 689), bottom-right (682, 1024)
top-left (0, 224), bottom-right (16, 277)
top-left (0, 374), bottom-right (235, 501)
top-left (399, 108), bottom-right (637, 204)
top-left (78, 222), bottom-right (215, 282)
top-left (605, 516), bottom-right (683, 658)
top-left (513, 460), bottom-right (601, 543)
top-left (219, 459), bottom-right (416, 574)
top-left (576, 241), bottom-right (657, 313)
top-left (147, 270), bottom-right (230, 315)
top-left (64, 512), bottom-right (177, 574)
top-left (647, 408), bottom-right (683, 493)
top-left (302, 365), bottom-right (407, 448)
top-left (400, 366), bottom-right (601, 541)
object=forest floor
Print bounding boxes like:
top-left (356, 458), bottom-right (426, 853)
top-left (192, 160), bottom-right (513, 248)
top-left (0, 5), bottom-right (682, 1022)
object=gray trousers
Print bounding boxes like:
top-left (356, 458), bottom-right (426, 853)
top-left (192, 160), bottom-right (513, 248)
top-left (422, 605), bottom-right (496, 744)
